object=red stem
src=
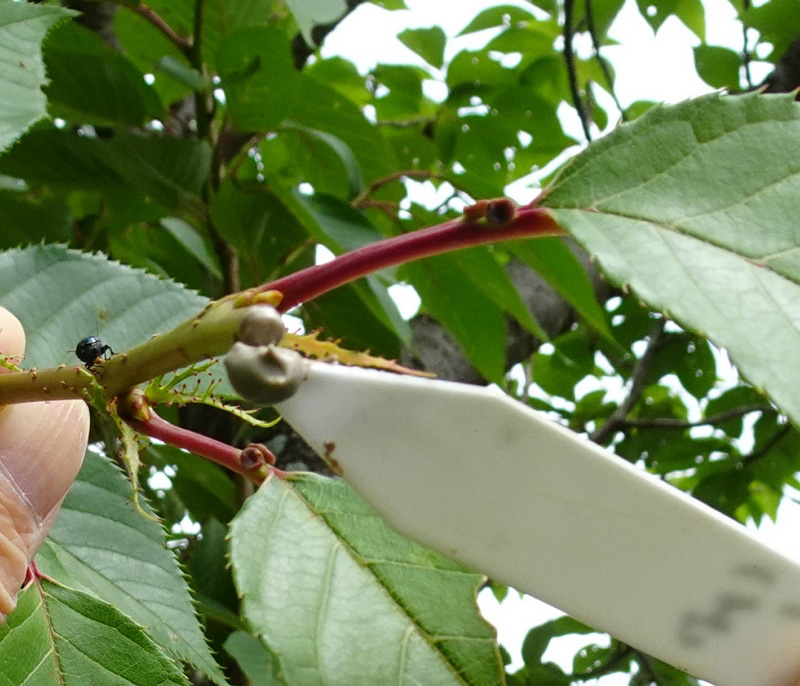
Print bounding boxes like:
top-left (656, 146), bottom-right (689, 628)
top-left (128, 413), bottom-right (273, 483)
top-left (264, 205), bottom-right (562, 313)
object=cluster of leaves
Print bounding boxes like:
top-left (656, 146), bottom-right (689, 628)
top-left (0, 0), bottom-right (799, 684)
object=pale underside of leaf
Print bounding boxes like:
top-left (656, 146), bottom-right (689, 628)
top-left (230, 474), bottom-right (503, 686)
top-left (0, 2), bottom-right (74, 153)
top-left (542, 93), bottom-right (800, 424)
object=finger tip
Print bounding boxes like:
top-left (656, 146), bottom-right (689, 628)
top-left (0, 400), bottom-right (89, 518)
top-left (0, 307), bottom-right (25, 367)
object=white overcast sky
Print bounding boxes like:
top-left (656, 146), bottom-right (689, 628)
top-left (321, 2), bottom-right (793, 682)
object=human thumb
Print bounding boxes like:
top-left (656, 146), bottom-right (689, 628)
top-left (0, 306), bottom-right (89, 619)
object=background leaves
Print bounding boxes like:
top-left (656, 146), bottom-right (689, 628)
top-left (0, 1), bottom-right (72, 152)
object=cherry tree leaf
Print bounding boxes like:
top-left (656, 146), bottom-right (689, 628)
top-left (0, 1), bottom-right (73, 152)
top-left (540, 93), bottom-right (800, 425)
top-left (0, 580), bottom-right (187, 685)
top-left (36, 452), bottom-right (226, 685)
top-left (230, 473), bottom-right (503, 686)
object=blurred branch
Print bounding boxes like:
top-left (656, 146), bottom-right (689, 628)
top-left (377, 116), bottom-right (435, 128)
top-left (740, 424), bottom-right (792, 468)
top-left (351, 170), bottom-right (448, 208)
top-left (621, 404), bottom-right (773, 430)
top-left (563, 0), bottom-right (592, 140)
top-left (571, 641), bottom-right (632, 681)
top-left (741, 0), bottom-right (753, 90)
top-left (590, 319), bottom-right (666, 444)
top-left (585, 0), bottom-right (626, 121)
top-left (130, 3), bottom-right (192, 57)
top-left (759, 35), bottom-right (800, 95)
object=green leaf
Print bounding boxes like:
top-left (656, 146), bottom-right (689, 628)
top-left (302, 282), bottom-right (403, 356)
top-left (224, 631), bottom-right (287, 686)
top-left (646, 333), bottom-right (717, 399)
top-left (0, 1), bottom-right (73, 153)
top-left (161, 217), bottom-right (223, 280)
top-left (44, 22), bottom-right (164, 126)
top-left (458, 5), bottom-right (537, 35)
top-left (0, 244), bottom-right (206, 368)
top-left (636, 0), bottom-right (703, 40)
top-left (113, 4), bottom-right (192, 106)
top-left (540, 93), bottom-right (800, 427)
top-left (532, 328), bottom-right (595, 401)
top-left (522, 616), bottom-right (595, 664)
top-left (36, 452), bottom-right (226, 685)
top-left (279, 189), bottom-right (410, 343)
top-left (635, 0), bottom-right (678, 34)
top-left (146, 443), bottom-right (238, 524)
top-left (452, 246), bottom-right (548, 340)
top-left (397, 26), bottom-right (446, 69)
top-left (693, 44), bottom-right (741, 90)
top-left (221, 0), bottom-right (276, 32)
top-left (509, 237), bottom-right (614, 342)
top-left (372, 64), bottom-right (427, 120)
top-left (281, 122), bottom-right (365, 198)
top-left (744, 0), bottom-right (799, 60)
top-left (404, 253), bottom-right (508, 381)
top-left (705, 386), bottom-right (770, 437)
top-left (0, 127), bottom-right (211, 212)
top-left (230, 473), bottom-right (503, 686)
top-left (218, 27), bottom-right (299, 133)
top-left (289, 73), bottom-right (397, 182)
top-left (0, 189), bottom-right (71, 247)
top-left (675, 0), bottom-right (705, 41)
top-left (305, 56), bottom-right (371, 106)
top-left (153, 56), bottom-right (207, 92)
top-left (0, 580), bottom-right (187, 685)
top-left (284, 0), bottom-right (347, 46)
top-left (209, 179), bottom-right (311, 288)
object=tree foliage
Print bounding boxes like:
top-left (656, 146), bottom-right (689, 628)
top-left (0, 0), bottom-right (798, 684)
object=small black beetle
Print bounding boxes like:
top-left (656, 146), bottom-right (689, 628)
top-left (75, 335), bottom-right (114, 372)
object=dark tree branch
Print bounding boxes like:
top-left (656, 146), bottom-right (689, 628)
top-left (563, 0), bottom-right (592, 141)
top-left (741, 0), bottom-right (754, 90)
top-left (351, 170), bottom-right (449, 207)
top-left (759, 35), bottom-right (800, 95)
top-left (64, 1), bottom-right (119, 49)
top-left (740, 424), bottom-right (792, 468)
top-left (584, 0), bottom-right (626, 120)
top-left (621, 404), bottom-right (773, 431)
top-left (573, 645), bottom-right (633, 681)
top-left (590, 319), bottom-right (666, 444)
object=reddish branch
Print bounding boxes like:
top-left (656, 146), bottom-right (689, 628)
top-left (265, 203), bottom-right (563, 313)
top-left (127, 412), bottom-right (279, 482)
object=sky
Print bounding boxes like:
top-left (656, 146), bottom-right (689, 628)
top-left (320, 1), bottom-right (792, 682)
